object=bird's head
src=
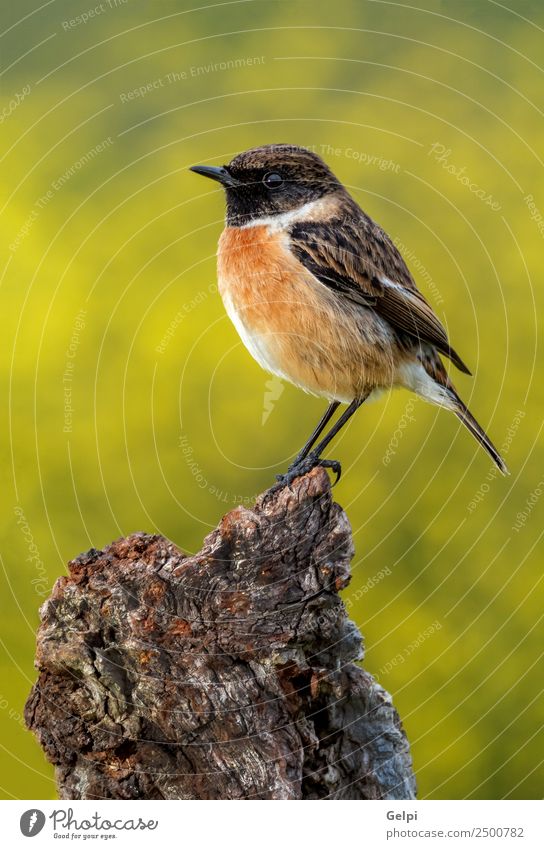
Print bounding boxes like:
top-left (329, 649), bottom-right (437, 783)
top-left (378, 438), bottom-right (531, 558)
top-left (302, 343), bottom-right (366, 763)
top-left (190, 144), bottom-right (344, 226)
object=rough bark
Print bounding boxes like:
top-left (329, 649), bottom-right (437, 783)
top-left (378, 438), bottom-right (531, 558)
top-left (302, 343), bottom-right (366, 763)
top-left (25, 468), bottom-right (416, 800)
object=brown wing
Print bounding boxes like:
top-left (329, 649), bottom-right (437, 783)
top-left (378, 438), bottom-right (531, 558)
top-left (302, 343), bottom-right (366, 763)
top-left (289, 210), bottom-right (471, 375)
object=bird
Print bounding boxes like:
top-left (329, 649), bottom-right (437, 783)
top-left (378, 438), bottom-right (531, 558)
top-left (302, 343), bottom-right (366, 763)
top-left (190, 143), bottom-right (508, 485)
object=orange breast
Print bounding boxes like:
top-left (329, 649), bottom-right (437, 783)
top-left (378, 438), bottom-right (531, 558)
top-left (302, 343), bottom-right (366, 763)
top-left (217, 225), bottom-right (400, 401)
top-left (218, 225), bottom-right (292, 299)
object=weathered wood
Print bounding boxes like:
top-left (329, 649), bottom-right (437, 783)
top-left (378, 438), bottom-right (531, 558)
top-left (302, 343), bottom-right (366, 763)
top-left (25, 468), bottom-right (416, 800)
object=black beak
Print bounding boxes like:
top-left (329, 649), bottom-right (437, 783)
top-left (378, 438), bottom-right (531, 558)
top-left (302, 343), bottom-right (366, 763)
top-left (190, 165), bottom-right (239, 188)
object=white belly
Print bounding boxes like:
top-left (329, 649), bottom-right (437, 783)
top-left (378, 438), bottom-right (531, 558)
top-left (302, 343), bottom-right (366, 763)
top-left (221, 292), bottom-right (292, 382)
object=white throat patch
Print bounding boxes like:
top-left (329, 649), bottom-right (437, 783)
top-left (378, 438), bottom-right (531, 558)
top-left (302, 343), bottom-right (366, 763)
top-left (238, 198), bottom-right (327, 232)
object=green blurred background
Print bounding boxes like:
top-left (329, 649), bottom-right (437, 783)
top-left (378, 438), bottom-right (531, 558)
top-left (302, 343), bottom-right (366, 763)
top-left (1, 0), bottom-right (542, 799)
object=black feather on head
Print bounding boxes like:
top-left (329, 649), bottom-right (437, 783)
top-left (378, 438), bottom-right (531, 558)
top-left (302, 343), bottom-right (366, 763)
top-left (223, 144), bottom-right (344, 225)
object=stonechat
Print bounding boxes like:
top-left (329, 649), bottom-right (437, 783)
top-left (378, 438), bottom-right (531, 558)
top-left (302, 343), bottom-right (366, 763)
top-left (191, 144), bottom-right (508, 484)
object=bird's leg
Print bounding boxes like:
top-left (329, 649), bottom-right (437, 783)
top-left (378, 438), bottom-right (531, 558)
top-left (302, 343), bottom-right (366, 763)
top-left (274, 396), bottom-right (367, 488)
top-left (285, 401), bottom-right (340, 471)
top-left (309, 396), bottom-right (365, 461)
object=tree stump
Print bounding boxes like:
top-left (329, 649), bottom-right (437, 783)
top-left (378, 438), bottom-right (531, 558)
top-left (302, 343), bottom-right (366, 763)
top-left (25, 468), bottom-right (416, 800)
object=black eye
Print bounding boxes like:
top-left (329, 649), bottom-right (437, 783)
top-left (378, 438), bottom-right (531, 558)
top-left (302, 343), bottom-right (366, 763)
top-left (263, 172), bottom-right (283, 189)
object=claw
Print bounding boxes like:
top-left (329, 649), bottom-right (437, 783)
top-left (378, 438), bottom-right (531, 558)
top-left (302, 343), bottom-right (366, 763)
top-left (272, 453), bottom-right (342, 490)
top-left (319, 458), bottom-right (342, 485)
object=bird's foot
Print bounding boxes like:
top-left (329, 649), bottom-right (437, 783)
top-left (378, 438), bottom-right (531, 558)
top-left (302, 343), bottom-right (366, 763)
top-left (261, 454), bottom-right (341, 505)
top-left (274, 452), bottom-right (342, 490)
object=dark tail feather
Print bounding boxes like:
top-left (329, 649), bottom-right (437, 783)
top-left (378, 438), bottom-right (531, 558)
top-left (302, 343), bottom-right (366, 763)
top-left (446, 345), bottom-right (472, 376)
top-left (454, 400), bottom-right (509, 475)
